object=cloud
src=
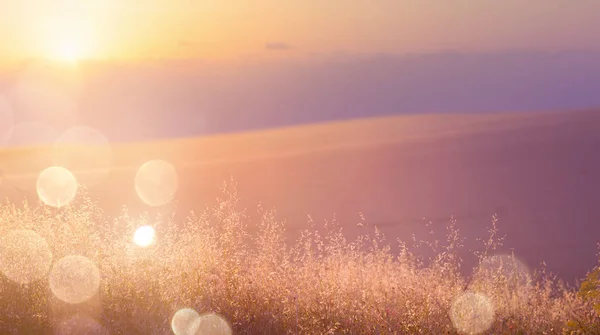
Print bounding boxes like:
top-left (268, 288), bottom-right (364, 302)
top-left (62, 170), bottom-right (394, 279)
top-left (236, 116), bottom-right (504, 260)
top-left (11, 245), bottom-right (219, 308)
top-left (265, 42), bottom-right (293, 51)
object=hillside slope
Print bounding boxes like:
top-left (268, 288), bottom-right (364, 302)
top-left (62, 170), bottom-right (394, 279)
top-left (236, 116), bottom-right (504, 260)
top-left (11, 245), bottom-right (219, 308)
top-left (1, 109), bottom-right (598, 282)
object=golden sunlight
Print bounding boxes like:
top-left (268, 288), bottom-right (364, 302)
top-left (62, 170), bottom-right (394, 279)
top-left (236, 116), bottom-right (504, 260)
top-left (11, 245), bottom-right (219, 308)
top-left (36, 166), bottom-right (78, 208)
top-left (49, 255), bottom-right (101, 304)
top-left (0, 230), bottom-right (53, 285)
top-left (55, 315), bottom-right (108, 335)
top-left (171, 308), bottom-right (201, 335)
top-left (56, 43), bottom-right (81, 64)
top-left (133, 225), bottom-right (156, 248)
top-left (54, 126), bottom-right (114, 188)
top-left (450, 291), bottom-right (495, 335)
top-left (135, 160), bottom-right (179, 207)
top-left (195, 313), bottom-right (232, 335)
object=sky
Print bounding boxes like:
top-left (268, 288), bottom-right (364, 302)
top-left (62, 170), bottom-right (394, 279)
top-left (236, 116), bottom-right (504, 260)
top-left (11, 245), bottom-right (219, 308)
top-left (1, 1), bottom-right (600, 143)
top-left (0, 0), bottom-right (599, 61)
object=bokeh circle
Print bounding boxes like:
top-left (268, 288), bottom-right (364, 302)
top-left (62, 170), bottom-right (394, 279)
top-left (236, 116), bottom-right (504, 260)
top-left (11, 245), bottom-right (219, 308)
top-left (0, 229), bottom-right (53, 284)
top-left (450, 291), bottom-right (495, 335)
top-left (172, 308), bottom-right (201, 335)
top-left (53, 126), bottom-right (113, 188)
top-left (135, 160), bottom-right (179, 207)
top-left (195, 313), bottom-right (232, 335)
top-left (37, 166), bottom-right (78, 208)
top-left (0, 95), bottom-right (14, 145)
top-left (54, 314), bottom-right (108, 335)
top-left (49, 255), bottom-right (101, 304)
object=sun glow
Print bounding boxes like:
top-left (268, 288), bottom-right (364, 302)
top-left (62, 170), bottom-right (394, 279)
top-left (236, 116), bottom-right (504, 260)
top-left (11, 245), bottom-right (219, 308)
top-left (47, 39), bottom-right (88, 64)
top-left (133, 225), bottom-right (156, 248)
top-left (57, 43), bottom-right (81, 63)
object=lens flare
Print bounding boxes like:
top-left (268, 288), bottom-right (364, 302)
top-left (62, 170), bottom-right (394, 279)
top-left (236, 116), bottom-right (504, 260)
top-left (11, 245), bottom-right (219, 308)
top-left (2, 122), bottom-right (59, 192)
top-left (49, 255), bottom-right (100, 304)
top-left (0, 229), bottom-right (53, 284)
top-left (135, 160), bottom-right (179, 207)
top-left (54, 126), bottom-right (113, 188)
top-left (471, 253), bottom-right (532, 313)
top-left (476, 254), bottom-right (531, 289)
top-left (4, 121), bottom-right (59, 148)
top-left (37, 166), bottom-right (78, 208)
top-left (57, 44), bottom-right (81, 64)
top-left (172, 308), bottom-right (201, 335)
top-left (54, 314), bottom-right (108, 335)
top-left (0, 96), bottom-right (14, 145)
top-left (133, 225), bottom-right (156, 247)
top-left (10, 62), bottom-right (79, 128)
top-left (195, 313), bottom-right (232, 335)
top-left (450, 291), bottom-right (495, 335)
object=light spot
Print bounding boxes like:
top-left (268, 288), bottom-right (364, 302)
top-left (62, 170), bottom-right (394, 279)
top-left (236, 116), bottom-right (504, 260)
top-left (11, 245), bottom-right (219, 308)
top-left (472, 254), bottom-right (532, 313)
top-left (450, 291), bottom-right (495, 335)
top-left (56, 43), bottom-right (81, 64)
top-left (0, 230), bottom-right (53, 284)
top-left (195, 313), bottom-right (232, 335)
top-left (10, 62), bottom-right (79, 128)
top-left (54, 314), bottom-right (108, 335)
top-left (4, 121), bottom-right (59, 148)
top-left (2, 121), bottom-right (59, 192)
top-left (171, 308), bottom-right (201, 335)
top-left (49, 255), bottom-right (100, 305)
top-left (0, 96), bottom-right (14, 145)
top-left (133, 225), bottom-right (156, 248)
top-left (476, 254), bottom-right (531, 289)
top-left (54, 126), bottom-right (113, 188)
top-left (37, 166), bottom-right (78, 208)
top-left (135, 160), bottom-right (179, 207)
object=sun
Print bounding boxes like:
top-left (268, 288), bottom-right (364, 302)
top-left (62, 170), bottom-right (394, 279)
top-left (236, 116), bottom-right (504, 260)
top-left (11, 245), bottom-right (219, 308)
top-left (57, 44), bottom-right (81, 63)
top-left (59, 44), bottom-right (81, 63)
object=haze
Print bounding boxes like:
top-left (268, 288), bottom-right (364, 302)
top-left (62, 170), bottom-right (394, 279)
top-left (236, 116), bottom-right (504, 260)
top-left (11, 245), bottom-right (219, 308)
top-left (1, 1), bottom-right (600, 333)
top-left (0, 0), bottom-right (599, 61)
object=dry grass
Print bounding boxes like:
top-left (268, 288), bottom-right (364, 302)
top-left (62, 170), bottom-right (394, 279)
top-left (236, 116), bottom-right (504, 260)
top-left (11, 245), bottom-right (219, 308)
top-left (0, 179), bottom-right (598, 334)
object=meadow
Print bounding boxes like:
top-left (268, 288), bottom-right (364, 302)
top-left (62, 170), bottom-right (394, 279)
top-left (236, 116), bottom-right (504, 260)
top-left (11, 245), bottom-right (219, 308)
top-left (0, 180), bottom-right (599, 334)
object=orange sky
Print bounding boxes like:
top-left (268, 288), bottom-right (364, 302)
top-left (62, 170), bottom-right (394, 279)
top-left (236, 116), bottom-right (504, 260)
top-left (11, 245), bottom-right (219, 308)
top-left (0, 0), bottom-right (599, 61)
